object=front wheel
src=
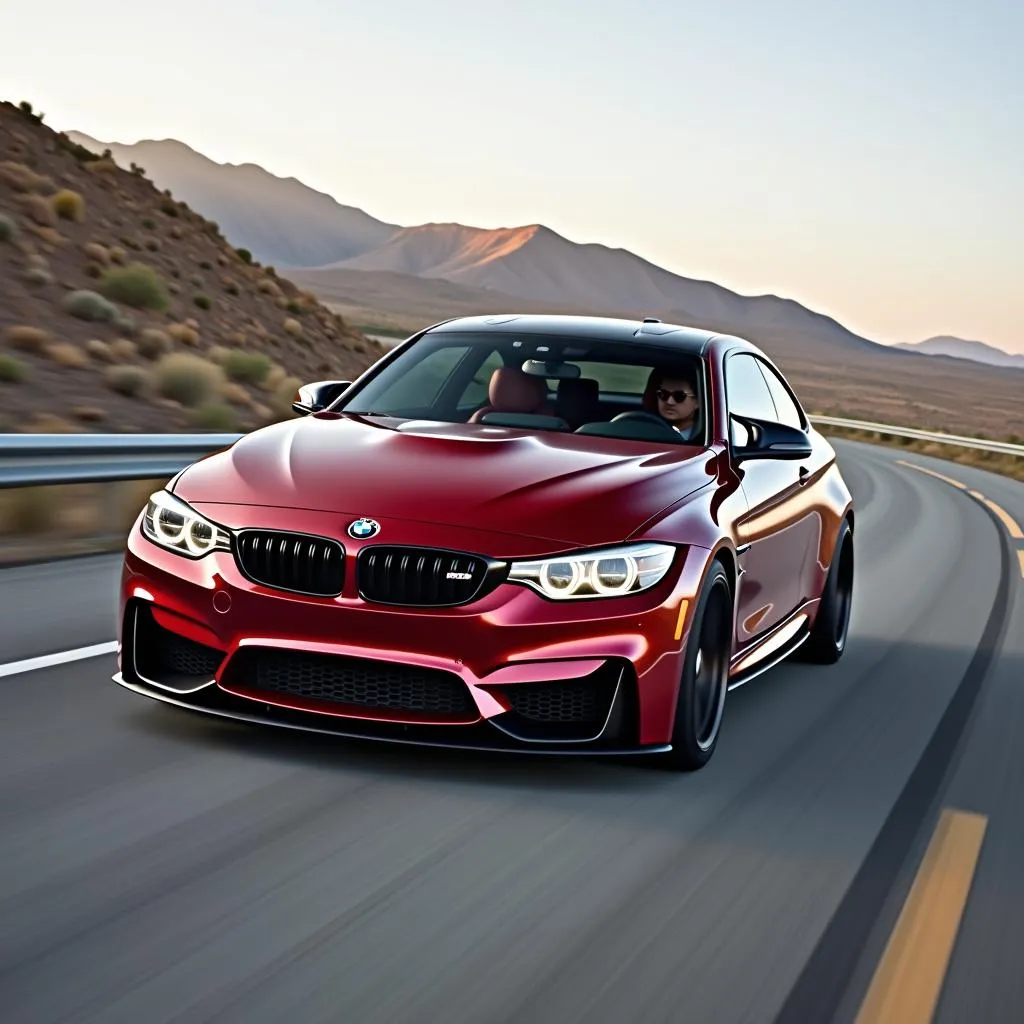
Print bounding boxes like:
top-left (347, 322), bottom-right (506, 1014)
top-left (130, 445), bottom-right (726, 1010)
top-left (660, 560), bottom-right (733, 771)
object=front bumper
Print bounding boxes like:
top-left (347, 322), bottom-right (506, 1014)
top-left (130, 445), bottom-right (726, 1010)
top-left (115, 508), bottom-right (713, 753)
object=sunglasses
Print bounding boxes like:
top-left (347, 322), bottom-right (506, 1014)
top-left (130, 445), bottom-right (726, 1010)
top-left (656, 388), bottom-right (695, 403)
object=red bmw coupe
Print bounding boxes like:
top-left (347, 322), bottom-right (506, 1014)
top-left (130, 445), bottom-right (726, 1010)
top-left (114, 314), bottom-right (854, 770)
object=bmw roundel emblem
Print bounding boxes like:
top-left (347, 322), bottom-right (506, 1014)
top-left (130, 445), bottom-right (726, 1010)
top-left (347, 517), bottom-right (380, 540)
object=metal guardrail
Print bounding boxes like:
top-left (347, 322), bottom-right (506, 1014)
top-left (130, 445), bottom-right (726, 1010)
top-left (0, 433), bottom-right (242, 488)
top-left (809, 417), bottom-right (1024, 456)
top-left (0, 418), bottom-right (1020, 489)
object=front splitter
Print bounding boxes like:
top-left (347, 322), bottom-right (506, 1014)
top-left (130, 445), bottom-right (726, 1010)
top-left (111, 672), bottom-right (672, 758)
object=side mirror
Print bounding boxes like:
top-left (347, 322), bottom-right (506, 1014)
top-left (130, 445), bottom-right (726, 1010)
top-left (292, 380), bottom-right (353, 416)
top-left (730, 414), bottom-right (812, 460)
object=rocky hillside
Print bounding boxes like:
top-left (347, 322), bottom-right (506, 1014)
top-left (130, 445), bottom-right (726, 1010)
top-left (0, 100), bottom-right (383, 435)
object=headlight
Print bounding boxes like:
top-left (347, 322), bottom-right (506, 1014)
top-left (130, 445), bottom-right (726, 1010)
top-left (507, 542), bottom-right (677, 600)
top-left (141, 490), bottom-right (231, 558)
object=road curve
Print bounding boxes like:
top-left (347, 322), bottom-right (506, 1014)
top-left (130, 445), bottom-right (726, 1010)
top-left (0, 439), bottom-right (1021, 1024)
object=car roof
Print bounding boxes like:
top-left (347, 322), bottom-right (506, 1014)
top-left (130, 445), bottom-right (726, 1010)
top-left (427, 313), bottom-right (743, 356)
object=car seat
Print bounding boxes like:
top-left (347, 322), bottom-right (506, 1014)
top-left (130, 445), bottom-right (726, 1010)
top-left (469, 367), bottom-right (555, 422)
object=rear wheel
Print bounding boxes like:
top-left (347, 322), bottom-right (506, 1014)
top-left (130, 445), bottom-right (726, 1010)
top-left (660, 561), bottom-right (733, 771)
top-left (797, 518), bottom-right (854, 664)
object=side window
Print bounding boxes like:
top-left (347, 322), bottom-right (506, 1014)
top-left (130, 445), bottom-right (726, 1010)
top-left (457, 349), bottom-right (505, 410)
top-left (757, 360), bottom-right (805, 430)
top-left (725, 353), bottom-right (778, 446)
top-left (359, 344), bottom-right (471, 411)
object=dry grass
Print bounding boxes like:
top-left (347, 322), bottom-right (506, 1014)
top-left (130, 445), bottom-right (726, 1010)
top-left (822, 426), bottom-right (1024, 483)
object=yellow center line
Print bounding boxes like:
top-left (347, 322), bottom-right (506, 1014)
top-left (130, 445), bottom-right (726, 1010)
top-left (982, 498), bottom-right (1024, 540)
top-left (896, 460), bottom-right (968, 490)
top-left (897, 460), bottom-right (1024, 550)
top-left (855, 808), bottom-right (988, 1024)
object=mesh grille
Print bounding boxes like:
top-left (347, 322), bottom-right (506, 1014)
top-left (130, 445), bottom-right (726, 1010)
top-left (234, 530), bottom-right (344, 596)
top-left (232, 648), bottom-right (474, 716)
top-left (160, 630), bottom-right (224, 678)
top-left (504, 681), bottom-right (604, 723)
top-left (358, 546), bottom-right (494, 606)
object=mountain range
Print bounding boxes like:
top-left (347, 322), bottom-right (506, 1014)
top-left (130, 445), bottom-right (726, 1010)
top-left (61, 131), bottom-right (1023, 438)
top-left (894, 335), bottom-right (1024, 370)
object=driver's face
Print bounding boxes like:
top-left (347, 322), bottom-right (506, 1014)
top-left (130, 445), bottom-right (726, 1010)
top-left (655, 378), bottom-right (699, 424)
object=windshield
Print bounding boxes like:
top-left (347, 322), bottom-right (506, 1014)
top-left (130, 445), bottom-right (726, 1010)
top-left (339, 331), bottom-right (707, 446)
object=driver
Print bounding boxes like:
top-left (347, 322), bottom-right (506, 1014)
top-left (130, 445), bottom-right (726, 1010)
top-left (643, 366), bottom-right (701, 441)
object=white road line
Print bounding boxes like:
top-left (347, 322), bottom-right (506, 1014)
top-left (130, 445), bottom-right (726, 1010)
top-left (0, 640), bottom-right (119, 679)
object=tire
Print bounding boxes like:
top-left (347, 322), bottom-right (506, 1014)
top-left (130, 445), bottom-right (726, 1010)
top-left (797, 518), bottom-right (854, 665)
top-left (660, 560), bottom-right (733, 771)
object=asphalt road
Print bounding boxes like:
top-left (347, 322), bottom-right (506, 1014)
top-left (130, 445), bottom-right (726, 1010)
top-left (0, 438), bottom-right (1021, 1024)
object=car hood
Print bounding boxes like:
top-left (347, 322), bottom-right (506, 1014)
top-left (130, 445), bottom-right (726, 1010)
top-left (172, 414), bottom-right (717, 547)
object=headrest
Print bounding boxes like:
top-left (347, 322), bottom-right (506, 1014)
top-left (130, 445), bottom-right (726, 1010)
top-left (557, 377), bottom-right (599, 401)
top-left (488, 367), bottom-right (548, 413)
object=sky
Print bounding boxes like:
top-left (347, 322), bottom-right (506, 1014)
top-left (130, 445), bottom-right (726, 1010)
top-left (5, 0), bottom-right (1023, 352)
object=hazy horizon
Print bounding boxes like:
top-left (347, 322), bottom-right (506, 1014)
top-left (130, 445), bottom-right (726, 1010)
top-left (6, 0), bottom-right (1022, 353)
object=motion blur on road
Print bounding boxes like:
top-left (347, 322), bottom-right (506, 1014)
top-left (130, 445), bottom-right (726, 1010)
top-left (1, 438), bottom-right (1022, 1024)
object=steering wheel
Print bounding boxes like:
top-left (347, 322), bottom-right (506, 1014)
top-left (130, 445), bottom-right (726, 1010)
top-left (611, 410), bottom-right (679, 435)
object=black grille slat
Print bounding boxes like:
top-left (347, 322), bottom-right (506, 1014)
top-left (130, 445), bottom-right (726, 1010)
top-left (357, 545), bottom-right (495, 607)
top-left (234, 530), bottom-right (344, 597)
top-left (233, 648), bottom-right (473, 716)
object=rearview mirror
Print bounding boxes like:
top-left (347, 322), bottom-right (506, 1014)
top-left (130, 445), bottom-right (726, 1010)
top-left (292, 380), bottom-right (353, 416)
top-left (730, 414), bottom-right (812, 460)
top-left (521, 359), bottom-right (581, 379)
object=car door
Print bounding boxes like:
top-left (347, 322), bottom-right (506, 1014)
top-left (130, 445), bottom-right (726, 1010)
top-left (725, 352), bottom-right (817, 646)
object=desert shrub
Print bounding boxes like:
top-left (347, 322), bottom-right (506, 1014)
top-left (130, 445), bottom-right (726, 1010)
top-left (0, 355), bottom-right (29, 383)
top-left (223, 279), bottom-right (239, 296)
top-left (0, 160), bottom-right (52, 192)
top-left (24, 267), bottom-right (52, 287)
top-left (22, 194), bottom-right (57, 226)
top-left (154, 353), bottom-right (223, 407)
top-left (63, 289), bottom-right (117, 322)
top-left (86, 339), bottom-right (113, 362)
top-left (235, 247), bottom-right (253, 264)
top-left (141, 217), bottom-right (157, 230)
top-left (110, 338), bottom-right (137, 362)
top-left (84, 262), bottom-right (104, 279)
top-left (283, 318), bottom-right (303, 337)
top-left (27, 253), bottom-right (49, 270)
top-left (189, 403), bottom-right (239, 430)
top-left (105, 365), bottom-right (149, 397)
top-left (257, 278), bottom-right (281, 296)
top-left (0, 214), bottom-right (17, 243)
top-left (108, 245), bottom-right (127, 265)
top-left (286, 300), bottom-right (302, 315)
top-left (137, 328), bottom-right (171, 360)
top-left (113, 312), bottom-right (137, 337)
top-left (222, 351), bottom-right (272, 385)
top-left (72, 407), bottom-right (106, 423)
top-left (145, 238), bottom-right (160, 252)
top-left (47, 343), bottom-right (90, 368)
top-left (5, 326), bottom-right (52, 351)
top-left (193, 294), bottom-right (212, 310)
top-left (99, 263), bottom-right (169, 311)
top-left (159, 198), bottom-right (179, 217)
top-left (52, 189), bottom-right (86, 222)
top-left (83, 242), bottom-right (110, 265)
top-left (167, 323), bottom-right (199, 346)
top-left (221, 382), bottom-right (251, 405)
